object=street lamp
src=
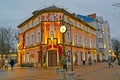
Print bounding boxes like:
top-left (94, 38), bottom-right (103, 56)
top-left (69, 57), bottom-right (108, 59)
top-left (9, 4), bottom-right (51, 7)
top-left (60, 25), bottom-right (73, 71)
top-left (9, 49), bottom-right (12, 59)
top-left (60, 25), bottom-right (67, 56)
top-left (69, 25), bottom-right (73, 71)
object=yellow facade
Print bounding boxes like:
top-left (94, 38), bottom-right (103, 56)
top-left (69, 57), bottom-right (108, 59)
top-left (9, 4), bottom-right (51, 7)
top-left (17, 6), bottom-right (97, 67)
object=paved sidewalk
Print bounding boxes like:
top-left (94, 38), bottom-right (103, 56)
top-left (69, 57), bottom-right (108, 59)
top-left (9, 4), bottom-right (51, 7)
top-left (74, 62), bottom-right (120, 80)
top-left (0, 62), bottom-right (119, 80)
top-left (0, 68), bottom-right (58, 80)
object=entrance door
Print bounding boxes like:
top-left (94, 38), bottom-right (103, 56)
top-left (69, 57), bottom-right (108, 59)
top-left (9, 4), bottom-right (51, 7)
top-left (48, 50), bottom-right (57, 67)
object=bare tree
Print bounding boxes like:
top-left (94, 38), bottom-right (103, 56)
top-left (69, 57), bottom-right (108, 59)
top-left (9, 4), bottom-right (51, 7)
top-left (111, 38), bottom-right (120, 60)
top-left (112, 2), bottom-right (120, 9)
top-left (0, 27), bottom-right (18, 59)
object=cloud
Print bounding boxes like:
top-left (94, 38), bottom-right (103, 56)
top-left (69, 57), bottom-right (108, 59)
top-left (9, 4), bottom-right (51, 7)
top-left (0, 0), bottom-right (120, 37)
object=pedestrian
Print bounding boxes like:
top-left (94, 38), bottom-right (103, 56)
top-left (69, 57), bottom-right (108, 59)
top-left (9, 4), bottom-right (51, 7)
top-left (0, 59), bottom-right (4, 70)
top-left (9, 58), bottom-right (15, 70)
top-left (61, 55), bottom-right (67, 71)
top-left (88, 56), bottom-right (92, 65)
top-left (0, 60), bottom-right (2, 70)
top-left (4, 58), bottom-right (9, 71)
top-left (108, 55), bottom-right (113, 68)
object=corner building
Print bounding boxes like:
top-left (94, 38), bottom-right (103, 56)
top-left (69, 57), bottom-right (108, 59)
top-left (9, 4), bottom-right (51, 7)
top-left (17, 6), bottom-right (97, 67)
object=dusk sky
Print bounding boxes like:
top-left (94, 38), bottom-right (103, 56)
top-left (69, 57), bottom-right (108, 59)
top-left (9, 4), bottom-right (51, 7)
top-left (0, 0), bottom-right (120, 38)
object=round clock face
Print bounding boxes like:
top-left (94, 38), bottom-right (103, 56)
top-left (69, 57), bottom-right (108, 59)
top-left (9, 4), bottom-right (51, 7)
top-left (60, 25), bottom-right (66, 33)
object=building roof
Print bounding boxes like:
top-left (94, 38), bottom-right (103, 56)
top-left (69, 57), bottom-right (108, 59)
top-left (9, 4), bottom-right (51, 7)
top-left (77, 14), bottom-right (95, 22)
top-left (17, 5), bottom-right (96, 30)
top-left (32, 5), bottom-right (64, 15)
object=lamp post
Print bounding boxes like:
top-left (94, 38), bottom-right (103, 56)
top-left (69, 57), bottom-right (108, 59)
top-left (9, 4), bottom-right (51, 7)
top-left (60, 25), bottom-right (67, 56)
top-left (70, 26), bottom-right (73, 71)
top-left (60, 25), bottom-right (73, 71)
top-left (9, 49), bottom-right (12, 59)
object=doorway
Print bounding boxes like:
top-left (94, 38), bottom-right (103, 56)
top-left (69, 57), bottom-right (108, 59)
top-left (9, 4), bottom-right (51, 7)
top-left (48, 50), bottom-right (57, 67)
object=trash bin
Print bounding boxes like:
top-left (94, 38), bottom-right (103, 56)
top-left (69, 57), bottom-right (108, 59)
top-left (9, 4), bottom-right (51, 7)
top-left (82, 60), bottom-right (86, 65)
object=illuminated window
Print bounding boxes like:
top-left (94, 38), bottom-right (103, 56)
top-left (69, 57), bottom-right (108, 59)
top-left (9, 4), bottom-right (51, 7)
top-left (49, 25), bottom-right (54, 37)
top-left (26, 53), bottom-right (29, 63)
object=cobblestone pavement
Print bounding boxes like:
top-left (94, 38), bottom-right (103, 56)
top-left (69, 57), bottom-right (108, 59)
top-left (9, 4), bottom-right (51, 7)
top-left (0, 62), bottom-right (120, 80)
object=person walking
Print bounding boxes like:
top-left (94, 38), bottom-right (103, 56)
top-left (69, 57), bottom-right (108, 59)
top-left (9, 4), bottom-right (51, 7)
top-left (4, 58), bottom-right (9, 71)
top-left (0, 59), bottom-right (4, 70)
top-left (61, 55), bottom-right (67, 71)
top-left (108, 55), bottom-right (113, 68)
top-left (88, 56), bottom-right (92, 65)
top-left (0, 60), bottom-right (2, 70)
top-left (9, 58), bottom-right (15, 70)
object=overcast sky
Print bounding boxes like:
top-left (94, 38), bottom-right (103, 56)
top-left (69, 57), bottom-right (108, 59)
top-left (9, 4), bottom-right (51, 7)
top-left (0, 0), bottom-right (120, 38)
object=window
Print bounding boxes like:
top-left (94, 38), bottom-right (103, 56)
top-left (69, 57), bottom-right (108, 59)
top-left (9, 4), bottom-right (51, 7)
top-left (92, 40), bottom-right (94, 48)
top-left (74, 52), bottom-right (78, 63)
top-left (50, 25), bottom-right (54, 31)
top-left (75, 34), bottom-right (78, 44)
top-left (30, 33), bottom-right (34, 44)
top-left (39, 16), bottom-right (41, 23)
top-left (87, 38), bottom-right (90, 47)
top-left (67, 51), bottom-right (71, 62)
top-left (25, 35), bottom-right (29, 46)
top-left (29, 21), bottom-right (33, 28)
top-left (80, 36), bottom-right (82, 45)
top-left (85, 38), bottom-right (87, 46)
top-left (85, 52), bottom-right (88, 61)
top-left (49, 25), bottom-right (54, 37)
top-left (80, 52), bottom-right (83, 61)
top-left (50, 14), bottom-right (54, 21)
top-left (26, 53), bottom-right (29, 63)
top-left (90, 39), bottom-right (92, 48)
top-left (67, 31), bottom-right (71, 43)
top-left (93, 40), bottom-right (96, 48)
top-left (19, 28), bottom-right (23, 33)
top-left (37, 29), bottom-right (41, 43)
top-left (33, 18), bottom-right (39, 27)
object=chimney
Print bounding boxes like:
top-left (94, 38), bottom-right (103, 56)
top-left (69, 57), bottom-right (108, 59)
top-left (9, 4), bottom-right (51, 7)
top-left (88, 13), bottom-right (96, 18)
top-left (72, 13), bottom-right (76, 16)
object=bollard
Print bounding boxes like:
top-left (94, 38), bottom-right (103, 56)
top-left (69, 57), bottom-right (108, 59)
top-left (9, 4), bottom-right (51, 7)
top-left (59, 69), bottom-right (66, 80)
top-left (67, 71), bottom-right (75, 80)
top-left (54, 66), bottom-right (59, 75)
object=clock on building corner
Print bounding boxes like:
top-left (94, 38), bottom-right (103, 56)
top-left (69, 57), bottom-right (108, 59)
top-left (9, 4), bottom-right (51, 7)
top-left (60, 25), bottom-right (67, 33)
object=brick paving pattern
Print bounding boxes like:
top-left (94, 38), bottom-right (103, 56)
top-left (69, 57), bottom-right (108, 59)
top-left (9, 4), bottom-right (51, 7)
top-left (0, 62), bottom-right (119, 80)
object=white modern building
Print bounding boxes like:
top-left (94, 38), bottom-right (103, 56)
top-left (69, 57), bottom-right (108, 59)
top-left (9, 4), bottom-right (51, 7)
top-left (77, 14), bottom-right (112, 61)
